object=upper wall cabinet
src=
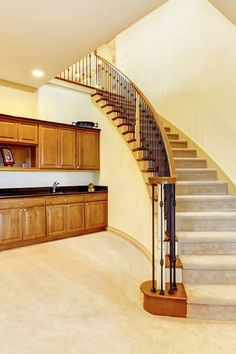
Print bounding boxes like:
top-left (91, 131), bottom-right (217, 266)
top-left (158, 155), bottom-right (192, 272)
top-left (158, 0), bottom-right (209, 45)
top-left (39, 125), bottom-right (76, 169)
top-left (76, 130), bottom-right (100, 170)
top-left (0, 118), bottom-right (38, 144)
top-left (0, 114), bottom-right (100, 171)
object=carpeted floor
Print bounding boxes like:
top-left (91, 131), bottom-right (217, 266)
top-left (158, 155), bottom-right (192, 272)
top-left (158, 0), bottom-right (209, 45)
top-left (0, 231), bottom-right (236, 354)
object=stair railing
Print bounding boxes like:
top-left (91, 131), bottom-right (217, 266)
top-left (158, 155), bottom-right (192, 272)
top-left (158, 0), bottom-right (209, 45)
top-left (56, 52), bottom-right (177, 295)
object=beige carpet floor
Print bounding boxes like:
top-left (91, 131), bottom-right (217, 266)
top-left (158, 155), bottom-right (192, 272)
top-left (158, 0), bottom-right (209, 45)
top-left (0, 231), bottom-right (236, 354)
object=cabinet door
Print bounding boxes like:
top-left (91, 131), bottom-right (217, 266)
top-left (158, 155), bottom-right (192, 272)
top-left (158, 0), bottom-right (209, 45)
top-left (18, 122), bottom-right (38, 144)
top-left (0, 120), bottom-right (18, 142)
top-left (39, 126), bottom-right (59, 168)
top-left (23, 206), bottom-right (46, 240)
top-left (47, 204), bottom-right (67, 238)
top-left (59, 128), bottom-right (76, 169)
top-left (67, 203), bottom-right (84, 235)
top-left (85, 201), bottom-right (107, 230)
top-left (76, 130), bottom-right (100, 170)
top-left (0, 208), bottom-right (23, 244)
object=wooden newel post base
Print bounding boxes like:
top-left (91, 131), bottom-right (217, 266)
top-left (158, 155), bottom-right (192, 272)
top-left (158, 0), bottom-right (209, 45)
top-left (140, 281), bottom-right (187, 318)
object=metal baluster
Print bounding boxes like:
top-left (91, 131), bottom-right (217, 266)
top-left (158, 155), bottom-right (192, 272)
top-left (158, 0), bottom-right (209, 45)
top-left (159, 183), bottom-right (165, 295)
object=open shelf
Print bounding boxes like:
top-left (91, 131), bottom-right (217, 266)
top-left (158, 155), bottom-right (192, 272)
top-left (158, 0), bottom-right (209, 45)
top-left (0, 144), bottom-right (38, 169)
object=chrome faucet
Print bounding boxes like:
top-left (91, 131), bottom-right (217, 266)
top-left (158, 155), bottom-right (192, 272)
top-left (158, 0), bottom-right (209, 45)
top-left (52, 181), bottom-right (60, 194)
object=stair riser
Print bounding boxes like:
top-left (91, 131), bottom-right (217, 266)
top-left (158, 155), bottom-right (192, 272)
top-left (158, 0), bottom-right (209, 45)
top-left (175, 160), bottom-right (206, 168)
top-left (179, 242), bottom-right (236, 255)
top-left (177, 217), bottom-right (236, 231)
top-left (176, 183), bottom-right (227, 195)
top-left (170, 141), bottom-right (187, 148)
top-left (176, 199), bottom-right (236, 212)
top-left (177, 170), bottom-right (217, 181)
top-left (187, 304), bottom-right (236, 321)
top-left (172, 149), bottom-right (197, 158)
top-left (183, 269), bottom-right (236, 284)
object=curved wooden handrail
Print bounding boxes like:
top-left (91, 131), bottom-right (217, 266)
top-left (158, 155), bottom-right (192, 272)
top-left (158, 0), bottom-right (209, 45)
top-left (95, 53), bottom-right (176, 180)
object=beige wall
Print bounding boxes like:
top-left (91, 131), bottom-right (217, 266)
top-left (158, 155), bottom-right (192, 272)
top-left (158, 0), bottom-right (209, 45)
top-left (116, 0), bottom-right (236, 186)
top-left (93, 105), bottom-right (152, 252)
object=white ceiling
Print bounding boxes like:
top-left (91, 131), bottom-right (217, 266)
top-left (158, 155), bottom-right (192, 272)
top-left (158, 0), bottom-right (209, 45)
top-left (0, 0), bottom-right (235, 89)
top-left (0, 0), bottom-right (167, 88)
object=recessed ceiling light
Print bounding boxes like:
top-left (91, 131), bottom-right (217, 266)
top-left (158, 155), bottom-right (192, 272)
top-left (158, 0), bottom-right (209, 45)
top-left (32, 69), bottom-right (44, 78)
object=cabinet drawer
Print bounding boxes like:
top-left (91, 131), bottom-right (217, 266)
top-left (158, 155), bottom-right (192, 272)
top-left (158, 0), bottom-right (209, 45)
top-left (85, 193), bottom-right (107, 202)
top-left (46, 194), bottom-right (84, 205)
top-left (0, 197), bottom-right (45, 209)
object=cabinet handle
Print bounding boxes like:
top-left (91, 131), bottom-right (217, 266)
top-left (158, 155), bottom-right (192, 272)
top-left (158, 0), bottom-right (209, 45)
top-left (19, 202), bottom-right (24, 205)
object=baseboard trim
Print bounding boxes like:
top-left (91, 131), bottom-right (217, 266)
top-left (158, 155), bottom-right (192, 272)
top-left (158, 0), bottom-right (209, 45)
top-left (107, 226), bottom-right (151, 262)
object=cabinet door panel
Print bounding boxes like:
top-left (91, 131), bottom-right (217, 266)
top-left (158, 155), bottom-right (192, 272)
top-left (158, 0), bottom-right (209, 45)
top-left (59, 129), bottom-right (76, 169)
top-left (85, 201), bottom-right (107, 230)
top-left (18, 123), bottom-right (38, 144)
top-left (0, 208), bottom-right (23, 244)
top-left (77, 130), bottom-right (100, 170)
top-left (67, 203), bottom-right (84, 235)
top-left (23, 206), bottom-right (46, 240)
top-left (39, 126), bottom-right (58, 168)
top-left (0, 120), bottom-right (18, 142)
top-left (47, 205), bottom-right (67, 237)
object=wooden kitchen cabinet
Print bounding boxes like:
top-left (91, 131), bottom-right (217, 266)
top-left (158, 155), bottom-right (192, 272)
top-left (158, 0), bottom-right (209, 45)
top-left (67, 203), bottom-right (85, 234)
top-left (47, 204), bottom-right (67, 238)
top-left (0, 208), bottom-right (23, 244)
top-left (0, 197), bottom-right (46, 247)
top-left (39, 125), bottom-right (58, 168)
top-left (46, 194), bottom-right (85, 238)
top-left (23, 206), bottom-right (46, 240)
top-left (85, 193), bottom-right (108, 231)
top-left (0, 118), bottom-right (38, 144)
top-left (0, 119), bottom-right (18, 142)
top-left (0, 191), bottom-right (107, 250)
top-left (18, 122), bottom-right (38, 144)
top-left (39, 125), bottom-right (76, 169)
top-left (76, 130), bottom-right (100, 170)
top-left (59, 128), bottom-right (76, 169)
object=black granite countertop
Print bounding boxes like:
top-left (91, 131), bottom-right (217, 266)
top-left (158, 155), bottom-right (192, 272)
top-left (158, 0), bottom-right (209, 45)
top-left (0, 185), bottom-right (108, 199)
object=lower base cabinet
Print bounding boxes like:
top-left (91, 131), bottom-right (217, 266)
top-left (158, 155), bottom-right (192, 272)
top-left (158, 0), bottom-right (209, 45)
top-left (47, 202), bottom-right (85, 238)
top-left (23, 206), bottom-right (46, 240)
top-left (85, 201), bottom-right (108, 230)
top-left (0, 197), bottom-right (46, 246)
top-left (0, 192), bottom-right (108, 250)
top-left (0, 208), bottom-right (23, 244)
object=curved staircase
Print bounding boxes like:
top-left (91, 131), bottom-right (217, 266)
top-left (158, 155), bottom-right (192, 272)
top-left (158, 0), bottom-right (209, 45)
top-left (93, 93), bottom-right (236, 320)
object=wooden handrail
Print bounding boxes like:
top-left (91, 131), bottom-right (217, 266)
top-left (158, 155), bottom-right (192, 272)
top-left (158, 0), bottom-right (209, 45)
top-left (95, 53), bottom-right (176, 180)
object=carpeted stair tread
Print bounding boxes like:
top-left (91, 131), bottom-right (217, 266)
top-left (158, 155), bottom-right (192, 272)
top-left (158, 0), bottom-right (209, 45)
top-left (180, 255), bottom-right (236, 270)
top-left (185, 283), bottom-right (236, 306)
top-left (177, 231), bottom-right (236, 243)
top-left (176, 195), bottom-right (236, 211)
top-left (177, 211), bottom-right (236, 217)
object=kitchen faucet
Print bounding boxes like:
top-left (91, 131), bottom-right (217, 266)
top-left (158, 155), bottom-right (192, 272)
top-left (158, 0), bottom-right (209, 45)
top-left (52, 181), bottom-right (60, 194)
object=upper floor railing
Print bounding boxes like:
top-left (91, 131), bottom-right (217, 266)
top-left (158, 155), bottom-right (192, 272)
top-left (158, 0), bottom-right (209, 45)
top-left (56, 52), bottom-right (177, 295)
